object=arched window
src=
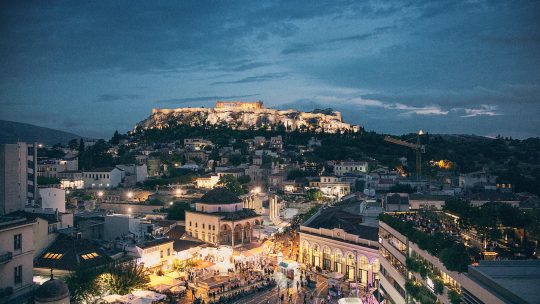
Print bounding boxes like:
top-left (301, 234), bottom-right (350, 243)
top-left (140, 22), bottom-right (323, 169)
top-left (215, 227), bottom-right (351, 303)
top-left (359, 256), bottom-right (369, 270)
top-left (334, 249), bottom-right (343, 274)
top-left (323, 247), bottom-right (332, 270)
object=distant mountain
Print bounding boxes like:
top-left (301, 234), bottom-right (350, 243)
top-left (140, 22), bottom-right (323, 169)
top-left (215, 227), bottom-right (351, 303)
top-left (0, 120), bottom-right (82, 145)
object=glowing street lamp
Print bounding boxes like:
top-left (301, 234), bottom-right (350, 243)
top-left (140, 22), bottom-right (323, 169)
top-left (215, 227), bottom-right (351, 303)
top-left (252, 187), bottom-right (261, 194)
top-left (126, 191), bottom-right (133, 199)
top-left (175, 188), bottom-right (182, 196)
top-left (169, 201), bottom-right (174, 206)
top-left (97, 191), bottom-right (104, 198)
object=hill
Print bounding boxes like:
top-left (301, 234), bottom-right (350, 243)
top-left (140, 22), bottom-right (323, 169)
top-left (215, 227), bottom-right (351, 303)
top-left (0, 120), bottom-right (82, 145)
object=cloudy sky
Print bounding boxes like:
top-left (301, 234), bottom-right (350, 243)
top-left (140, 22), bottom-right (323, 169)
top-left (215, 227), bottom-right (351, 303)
top-left (1, 0), bottom-right (539, 138)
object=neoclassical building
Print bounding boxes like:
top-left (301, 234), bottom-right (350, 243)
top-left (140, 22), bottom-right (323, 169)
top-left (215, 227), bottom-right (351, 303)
top-left (299, 204), bottom-right (380, 287)
top-left (185, 188), bottom-right (262, 247)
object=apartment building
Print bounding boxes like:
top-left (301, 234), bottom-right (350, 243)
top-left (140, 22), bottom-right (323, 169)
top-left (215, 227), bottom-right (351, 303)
top-left (334, 161), bottom-right (368, 176)
top-left (0, 142), bottom-right (38, 214)
top-left (378, 213), bottom-right (531, 304)
top-left (0, 216), bottom-right (36, 302)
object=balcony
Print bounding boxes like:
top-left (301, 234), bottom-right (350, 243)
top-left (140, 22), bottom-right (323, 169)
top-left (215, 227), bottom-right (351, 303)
top-left (0, 252), bottom-right (13, 264)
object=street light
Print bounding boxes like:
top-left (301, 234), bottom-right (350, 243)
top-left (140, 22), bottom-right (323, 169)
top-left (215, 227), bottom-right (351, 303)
top-left (126, 191), bottom-right (133, 199)
top-left (97, 191), bottom-right (104, 198)
top-left (252, 186), bottom-right (261, 194)
top-left (169, 201), bottom-right (174, 206)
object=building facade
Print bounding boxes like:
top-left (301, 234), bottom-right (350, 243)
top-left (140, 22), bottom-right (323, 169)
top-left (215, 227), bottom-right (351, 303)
top-left (185, 188), bottom-right (262, 247)
top-left (299, 205), bottom-right (380, 287)
top-left (0, 216), bottom-right (36, 302)
top-left (378, 218), bottom-right (516, 304)
top-left (0, 142), bottom-right (38, 214)
top-left (82, 167), bottom-right (122, 188)
top-left (334, 161), bottom-right (368, 176)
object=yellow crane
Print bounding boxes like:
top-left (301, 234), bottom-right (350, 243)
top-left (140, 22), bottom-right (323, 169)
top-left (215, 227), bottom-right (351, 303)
top-left (384, 129), bottom-right (425, 181)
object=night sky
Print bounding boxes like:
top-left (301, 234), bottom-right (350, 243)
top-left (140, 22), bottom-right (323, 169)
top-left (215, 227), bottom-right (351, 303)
top-left (1, 1), bottom-right (539, 138)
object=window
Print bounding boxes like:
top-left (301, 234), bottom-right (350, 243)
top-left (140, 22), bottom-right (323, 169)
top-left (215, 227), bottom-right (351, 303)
top-left (167, 248), bottom-right (170, 256)
top-left (189, 221), bottom-right (192, 226)
top-left (218, 207), bottom-right (222, 212)
top-left (202, 224), bottom-right (205, 229)
top-left (14, 234), bottom-right (22, 250)
top-left (160, 250), bottom-right (163, 259)
top-left (195, 223), bottom-right (198, 228)
top-left (81, 252), bottom-right (99, 260)
top-left (43, 253), bottom-right (64, 259)
top-left (14, 265), bottom-right (22, 284)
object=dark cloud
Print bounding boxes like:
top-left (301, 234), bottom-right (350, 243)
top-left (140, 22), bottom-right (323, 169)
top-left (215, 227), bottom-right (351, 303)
top-left (0, 0), bottom-right (539, 138)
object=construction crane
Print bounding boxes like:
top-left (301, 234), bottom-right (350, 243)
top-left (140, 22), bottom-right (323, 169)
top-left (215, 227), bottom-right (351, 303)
top-left (384, 129), bottom-right (425, 181)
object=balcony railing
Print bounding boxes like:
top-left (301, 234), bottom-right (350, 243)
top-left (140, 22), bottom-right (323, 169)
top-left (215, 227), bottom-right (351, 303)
top-left (0, 252), bottom-right (13, 264)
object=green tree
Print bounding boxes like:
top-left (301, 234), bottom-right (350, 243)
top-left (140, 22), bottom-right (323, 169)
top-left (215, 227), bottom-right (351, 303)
top-left (306, 188), bottom-right (324, 201)
top-left (110, 130), bottom-right (121, 145)
top-left (218, 175), bottom-right (246, 195)
top-left (65, 267), bottom-right (102, 303)
top-left (68, 138), bottom-right (79, 150)
top-left (102, 261), bottom-right (149, 295)
top-left (167, 202), bottom-right (191, 220)
top-left (238, 175), bottom-right (251, 184)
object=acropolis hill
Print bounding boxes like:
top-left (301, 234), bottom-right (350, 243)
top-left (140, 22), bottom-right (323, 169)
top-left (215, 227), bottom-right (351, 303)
top-left (135, 101), bottom-right (360, 133)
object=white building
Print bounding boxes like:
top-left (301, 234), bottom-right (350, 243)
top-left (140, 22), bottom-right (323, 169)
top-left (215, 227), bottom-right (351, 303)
top-left (125, 238), bottom-right (174, 270)
top-left (334, 161), bottom-right (368, 176)
top-left (82, 167), bottom-right (123, 188)
top-left (116, 164), bottom-right (148, 183)
top-left (0, 216), bottom-right (36, 301)
top-left (459, 171), bottom-right (497, 190)
top-left (37, 157), bottom-right (78, 178)
top-left (57, 170), bottom-right (84, 189)
top-left (39, 188), bottom-right (66, 213)
top-left (195, 174), bottom-right (220, 189)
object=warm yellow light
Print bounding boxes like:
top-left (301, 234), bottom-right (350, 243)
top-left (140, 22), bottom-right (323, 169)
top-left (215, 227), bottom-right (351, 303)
top-left (97, 191), bottom-right (104, 197)
top-left (127, 191), bottom-right (133, 198)
top-left (252, 187), bottom-right (261, 194)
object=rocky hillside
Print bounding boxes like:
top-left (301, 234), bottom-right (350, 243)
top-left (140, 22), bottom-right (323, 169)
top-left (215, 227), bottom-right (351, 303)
top-left (134, 107), bottom-right (360, 133)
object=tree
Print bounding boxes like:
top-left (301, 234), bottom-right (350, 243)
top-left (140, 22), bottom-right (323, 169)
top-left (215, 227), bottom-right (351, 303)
top-left (110, 130), bottom-right (121, 145)
top-left (68, 138), bottom-right (79, 150)
top-left (218, 175), bottom-right (245, 195)
top-left (238, 175), bottom-right (251, 184)
top-left (167, 202), bottom-right (191, 220)
top-left (78, 138), bottom-right (85, 153)
top-left (101, 261), bottom-right (149, 295)
top-left (306, 188), bottom-right (323, 201)
top-left (65, 267), bottom-right (102, 303)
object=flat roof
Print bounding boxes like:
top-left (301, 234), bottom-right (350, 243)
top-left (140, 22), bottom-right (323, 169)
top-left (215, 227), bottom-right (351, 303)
top-left (467, 260), bottom-right (540, 304)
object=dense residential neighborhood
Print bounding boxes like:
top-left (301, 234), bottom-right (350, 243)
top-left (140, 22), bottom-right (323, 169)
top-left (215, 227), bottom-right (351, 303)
top-left (0, 101), bottom-right (539, 304)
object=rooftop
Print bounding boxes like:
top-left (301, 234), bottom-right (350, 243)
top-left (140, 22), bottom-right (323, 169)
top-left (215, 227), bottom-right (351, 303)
top-left (305, 204), bottom-right (379, 242)
top-left (0, 216), bottom-right (35, 230)
top-left (137, 238), bottom-right (174, 249)
top-left (199, 188), bottom-right (241, 205)
top-left (468, 260), bottom-right (540, 304)
top-left (34, 234), bottom-right (111, 271)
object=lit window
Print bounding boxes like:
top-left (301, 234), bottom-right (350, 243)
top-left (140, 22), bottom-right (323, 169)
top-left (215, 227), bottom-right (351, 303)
top-left (43, 252), bottom-right (64, 259)
top-left (81, 252), bottom-right (99, 260)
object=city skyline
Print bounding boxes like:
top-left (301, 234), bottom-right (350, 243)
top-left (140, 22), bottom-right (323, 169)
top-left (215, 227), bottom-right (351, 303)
top-left (1, 1), bottom-right (540, 139)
